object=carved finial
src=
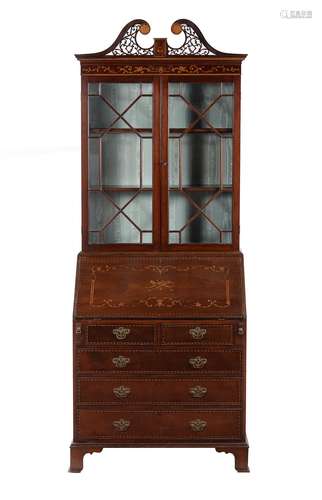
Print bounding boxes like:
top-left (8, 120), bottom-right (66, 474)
top-left (139, 22), bottom-right (150, 34)
top-left (171, 22), bottom-right (183, 35)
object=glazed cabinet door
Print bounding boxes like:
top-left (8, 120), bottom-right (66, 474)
top-left (161, 77), bottom-right (239, 250)
top-left (84, 78), bottom-right (160, 249)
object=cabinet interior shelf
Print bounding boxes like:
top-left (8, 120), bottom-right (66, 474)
top-left (89, 128), bottom-right (232, 135)
top-left (89, 185), bottom-right (233, 192)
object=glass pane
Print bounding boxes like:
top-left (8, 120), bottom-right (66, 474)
top-left (168, 81), bottom-right (234, 244)
top-left (88, 82), bottom-right (153, 244)
top-left (88, 138), bottom-right (100, 187)
top-left (169, 96), bottom-right (199, 129)
top-left (123, 96), bottom-right (152, 129)
top-left (88, 191), bottom-right (118, 232)
top-left (222, 136), bottom-right (233, 185)
top-left (142, 138), bottom-right (152, 187)
top-left (101, 215), bottom-right (140, 244)
top-left (89, 83), bottom-right (152, 130)
top-left (169, 137), bottom-right (180, 187)
top-left (89, 135), bottom-right (153, 189)
top-left (99, 83), bottom-right (141, 111)
top-left (181, 217), bottom-right (221, 243)
top-left (169, 134), bottom-right (232, 188)
top-left (168, 133), bottom-right (233, 188)
top-left (169, 191), bottom-right (232, 244)
top-left (203, 96), bottom-right (233, 128)
top-left (204, 193), bottom-right (232, 232)
top-left (169, 82), bottom-right (232, 130)
top-left (123, 191), bottom-right (152, 231)
top-left (169, 232), bottom-right (180, 244)
top-left (88, 190), bottom-right (152, 244)
top-left (89, 95), bottom-right (118, 129)
top-left (169, 191), bottom-right (198, 232)
top-left (88, 134), bottom-right (140, 188)
top-left (142, 232), bottom-right (152, 243)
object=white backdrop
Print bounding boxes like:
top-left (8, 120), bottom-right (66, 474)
top-left (0, 0), bottom-right (321, 498)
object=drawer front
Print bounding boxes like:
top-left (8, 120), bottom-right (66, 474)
top-left (79, 378), bottom-right (241, 405)
top-left (161, 323), bottom-right (234, 345)
top-left (78, 349), bottom-right (241, 374)
top-left (86, 324), bottom-right (155, 345)
top-left (78, 409), bottom-right (241, 440)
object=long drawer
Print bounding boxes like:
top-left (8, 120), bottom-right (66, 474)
top-left (77, 409), bottom-right (242, 440)
top-left (79, 378), bottom-right (241, 405)
top-left (78, 349), bottom-right (241, 374)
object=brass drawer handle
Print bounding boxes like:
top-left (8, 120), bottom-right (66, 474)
top-left (189, 326), bottom-right (207, 339)
top-left (190, 419), bottom-right (207, 432)
top-left (113, 419), bottom-right (130, 431)
top-left (189, 356), bottom-right (207, 369)
top-left (237, 327), bottom-right (244, 336)
top-left (112, 355), bottom-right (130, 368)
top-left (113, 385), bottom-right (131, 398)
top-left (189, 385), bottom-right (207, 398)
top-left (113, 327), bottom-right (130, 340)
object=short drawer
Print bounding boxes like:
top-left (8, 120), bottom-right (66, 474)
top-left (161, 323), bottom-right (234, 345)
top-left (86, 324), bottom-right (155, 345)
top-left (78, 349), bottom-right (241, 374)
top-left (79, 378), bottom-right (241, 405)
top-left (77, 409), bottom-right (241, 440)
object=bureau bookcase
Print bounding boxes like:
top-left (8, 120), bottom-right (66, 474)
top-left (71, 19), bottom-right (248, 472)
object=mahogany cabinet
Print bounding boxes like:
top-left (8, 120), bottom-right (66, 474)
top-left (70, 19), bottom-right (248, 472)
